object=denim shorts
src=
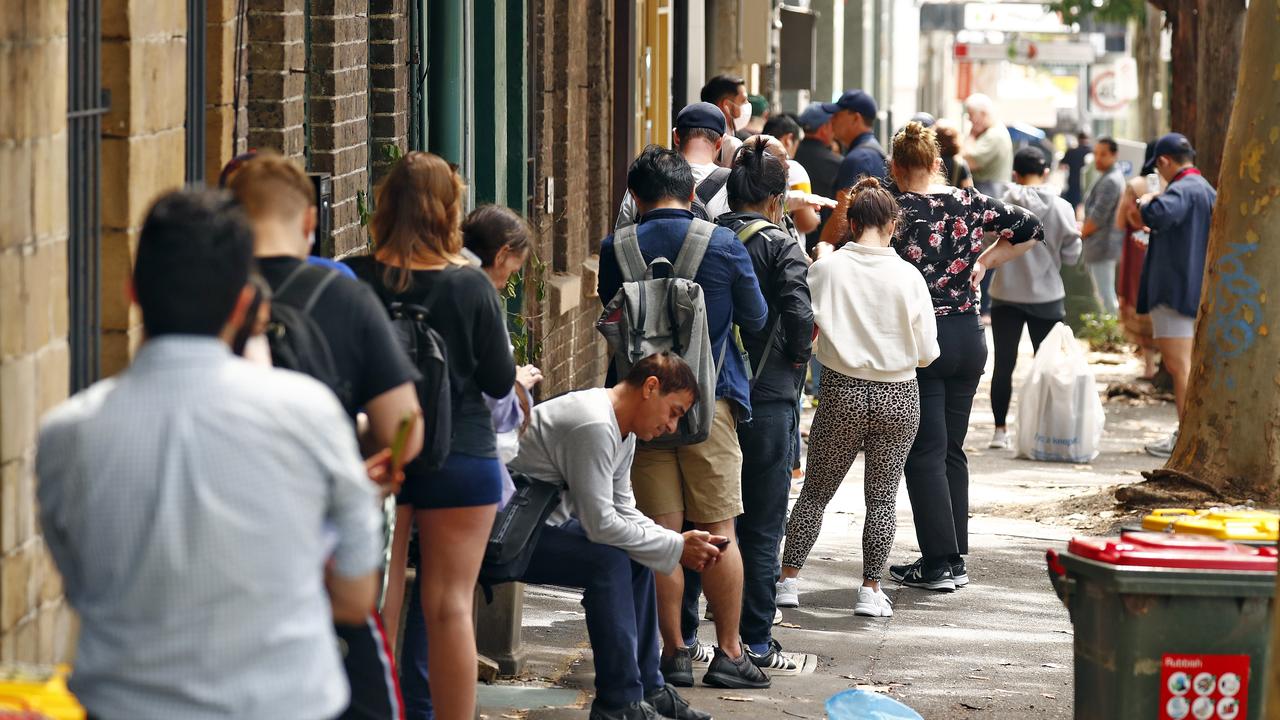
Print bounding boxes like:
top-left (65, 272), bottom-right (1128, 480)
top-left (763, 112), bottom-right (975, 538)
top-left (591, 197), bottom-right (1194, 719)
top-left (397, 452), bottom-right (504, 509)
top-left (1150, 304), bottom-right (1195, 339)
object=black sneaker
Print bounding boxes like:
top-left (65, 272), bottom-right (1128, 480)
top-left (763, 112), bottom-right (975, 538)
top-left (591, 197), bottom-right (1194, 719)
top-left (660, 647), bottom-right (694, 688)
top-left (888, 557), bottom-right (922, 583)
top-left (589, 700), bottom-right (660, 720)
top-left (702, 646), bottom-right (771, 689)
top-left (893, 558), bottom-right (956, 592)
top-left (746, 638), bottom-right (802, 676)
top-left (646, 685), bottom-right (712, 720)
top-left (951, 558), bottom-right (969, 588)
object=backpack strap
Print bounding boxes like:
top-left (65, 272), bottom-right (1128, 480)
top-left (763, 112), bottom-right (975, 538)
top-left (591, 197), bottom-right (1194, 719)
top-left (613, 224), bottom-right (647, 283)
top-left (734, 219), bottom-right (776, 244)
top-left (672, 218), bottom-right (717, 280)
top-left (274, 263), bottom-right (340, 315)
top-left (696, 167), bottom-right (732, 206)
top-left (731, 219), bottom-right (784, 388)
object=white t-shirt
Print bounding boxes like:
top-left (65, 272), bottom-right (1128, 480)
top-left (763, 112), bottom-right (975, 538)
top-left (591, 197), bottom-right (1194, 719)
top-left (787, 161), bottom-right (813, 246)
top-left (613, 160), bottom-right (732, 229)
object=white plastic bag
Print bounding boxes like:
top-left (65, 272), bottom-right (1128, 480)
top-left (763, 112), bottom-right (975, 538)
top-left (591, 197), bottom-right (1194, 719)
top-left (1015, 322), bottom-right (1106, 463)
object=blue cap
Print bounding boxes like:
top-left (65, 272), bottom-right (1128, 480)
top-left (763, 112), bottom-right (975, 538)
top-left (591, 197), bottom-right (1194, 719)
top-left (675, 102), bottom-right (728, 135)
top-left (1141, 132), bottom-right (1195, 175)
top-left (821, 89), bottom-right (878, 119)
top-left (797, 103), bottom-right (835, 131)
top-left (910, 112), bottom-right (936, 128)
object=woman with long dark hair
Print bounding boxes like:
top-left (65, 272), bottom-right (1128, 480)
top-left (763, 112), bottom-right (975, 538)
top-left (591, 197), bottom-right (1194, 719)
top-left (347, 152), bottom-right (516, 720)
top-left (884, 122), bottom-right (1042, 592)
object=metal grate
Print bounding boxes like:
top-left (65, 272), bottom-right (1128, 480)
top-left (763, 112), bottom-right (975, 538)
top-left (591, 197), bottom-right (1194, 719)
top-left (68, 0), bottom-right (109, 391)
top-left (185, 0), bottom-right (207, 184)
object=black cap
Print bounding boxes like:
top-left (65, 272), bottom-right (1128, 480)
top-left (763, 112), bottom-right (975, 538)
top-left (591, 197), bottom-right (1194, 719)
top-left (1012, 146), bottom-right (1048, 177)
top-left (821, 89), bottom-right (877, 119)
top-left (1141, 133), bottom-right (1195, 175)
top-left (675, 102), bottom-right (728, 136)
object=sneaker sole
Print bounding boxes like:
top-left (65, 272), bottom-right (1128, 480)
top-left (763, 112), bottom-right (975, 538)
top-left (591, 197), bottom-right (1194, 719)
top-left (663, 671), bottom-right (694, 688)
top-left (776, 598), bottom-right (799, 609)
top-left (953, 574), bottom-right (970, 588)
top-left (702, 671), bottom-right (771, 690)
top-left (900, 577), bottom-right (956, 592)
top-left (853, 605), bottom-right (893, 618)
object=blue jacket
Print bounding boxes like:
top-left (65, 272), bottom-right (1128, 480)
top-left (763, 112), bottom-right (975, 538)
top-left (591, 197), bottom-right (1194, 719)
top-left (598, 208), bottom-right (769, 418)
top-left (1138, 171), bottom-right (1217, 317)
top-left (834, 132), bottom-right (888, 192)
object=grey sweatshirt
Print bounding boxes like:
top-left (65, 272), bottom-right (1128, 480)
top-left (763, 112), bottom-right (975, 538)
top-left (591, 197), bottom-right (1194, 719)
top-left (509, 388), bottom-right (684, 574)
top-left (990, 184), bottom-right (1083, 304)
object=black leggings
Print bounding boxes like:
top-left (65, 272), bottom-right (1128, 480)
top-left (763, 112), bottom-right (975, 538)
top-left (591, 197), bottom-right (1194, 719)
top-left (990, 304), bottom-right (1060, 428)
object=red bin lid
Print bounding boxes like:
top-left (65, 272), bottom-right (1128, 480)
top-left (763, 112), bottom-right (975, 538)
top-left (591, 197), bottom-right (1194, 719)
top-left (1068, 532), bottom-right (1278, 571)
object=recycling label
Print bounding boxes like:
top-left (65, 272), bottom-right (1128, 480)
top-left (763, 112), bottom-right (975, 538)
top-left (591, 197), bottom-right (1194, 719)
top-left (1160, 654), bottom-right (1249, 720)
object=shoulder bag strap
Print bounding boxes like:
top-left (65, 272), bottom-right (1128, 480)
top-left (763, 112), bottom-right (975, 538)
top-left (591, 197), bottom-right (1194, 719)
top-left (275, 263), bottom-right (340, 314)
top-left (672, 218), bottom-right (716, 280)
top-left (696, 167), bottom-right (732, 206)
top-left (613, 224), bottom-right (647, 283)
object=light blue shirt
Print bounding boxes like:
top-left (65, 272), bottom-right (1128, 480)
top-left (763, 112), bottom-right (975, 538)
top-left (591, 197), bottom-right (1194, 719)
top-left (36, 336), bottom-right (382, 720)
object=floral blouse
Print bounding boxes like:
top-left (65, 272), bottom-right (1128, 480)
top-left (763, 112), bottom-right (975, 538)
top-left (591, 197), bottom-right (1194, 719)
top-left (892, 187), bottom-right (1043, 316)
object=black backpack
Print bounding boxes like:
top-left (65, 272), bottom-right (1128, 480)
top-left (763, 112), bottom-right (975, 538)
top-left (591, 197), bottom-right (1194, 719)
top-left (691, 167), bottom-right (732, 222)
top-left (374, 268), bottom-right (453, 473)
top-left (477, 472), bottom-right (562, 602)
top-left (267, 264), bottom-right (352, 410)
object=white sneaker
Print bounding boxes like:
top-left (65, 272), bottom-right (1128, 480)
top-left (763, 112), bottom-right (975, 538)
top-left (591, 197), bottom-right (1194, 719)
top-left (1145, 430), bottom-right (1179, 459)
top-left (688, 641), bottom-right (715, 668)
top-left (775, 578), bottom-right (799, 608)
top-left (989, 428), bottom-right (1008, 449)
top-left (853, 586), bottom-right (894, 617)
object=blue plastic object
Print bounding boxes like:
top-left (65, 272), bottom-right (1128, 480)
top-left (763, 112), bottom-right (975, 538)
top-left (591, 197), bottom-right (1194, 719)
top-left (826, 690), bottom-right (924, 720)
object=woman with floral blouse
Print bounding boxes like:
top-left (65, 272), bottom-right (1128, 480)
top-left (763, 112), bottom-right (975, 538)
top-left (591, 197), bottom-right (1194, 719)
top-left (868, 121), bottom-right (1043, 592)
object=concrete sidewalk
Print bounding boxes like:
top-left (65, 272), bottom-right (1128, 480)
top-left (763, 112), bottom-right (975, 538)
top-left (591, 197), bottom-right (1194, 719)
top-left (479, 334), bottom-right (1176, 719)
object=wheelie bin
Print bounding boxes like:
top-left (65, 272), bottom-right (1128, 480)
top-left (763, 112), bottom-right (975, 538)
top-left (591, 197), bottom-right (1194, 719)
top-left (1046, 532), bottom-right (1276, 719)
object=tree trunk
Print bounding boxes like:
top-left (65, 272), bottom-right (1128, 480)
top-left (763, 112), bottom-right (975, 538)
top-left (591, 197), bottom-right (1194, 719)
top-left (1158, 0), bottom-right (1280, 501)
top-left (1134, 7), bottom-right (1165, 141)
top-left (1164, 0), bottom-right (1197, 144)
top-left (1191, 0), bottom-right (1247, 187)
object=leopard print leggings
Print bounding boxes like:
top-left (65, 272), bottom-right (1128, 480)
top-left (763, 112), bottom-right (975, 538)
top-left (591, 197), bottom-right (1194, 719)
top-left (782, 369), bottom-right (921, 581)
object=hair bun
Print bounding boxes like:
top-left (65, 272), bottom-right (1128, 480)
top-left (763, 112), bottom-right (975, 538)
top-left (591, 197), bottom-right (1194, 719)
top-left (853, 176), bottom-right (882, 192)
top-left (903, 121), bottom-right (925, 139)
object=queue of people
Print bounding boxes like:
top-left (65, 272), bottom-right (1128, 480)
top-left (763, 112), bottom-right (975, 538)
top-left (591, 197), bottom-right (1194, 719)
top-left (33, 75), bottom-right (1213, 720)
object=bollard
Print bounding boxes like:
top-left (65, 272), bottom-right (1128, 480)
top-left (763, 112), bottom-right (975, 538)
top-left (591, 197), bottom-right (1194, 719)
top-left (474, 582), bottom-right (527, 676)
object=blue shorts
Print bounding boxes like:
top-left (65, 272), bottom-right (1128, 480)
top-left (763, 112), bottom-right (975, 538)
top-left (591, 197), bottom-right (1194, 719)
top-left (397, 452), bottom-right (504, 509)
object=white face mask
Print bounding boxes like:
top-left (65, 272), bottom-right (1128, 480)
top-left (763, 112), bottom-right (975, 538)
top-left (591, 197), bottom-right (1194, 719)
top-left (734, 101), bottom-right (752, 132)
top-left (306, 230), bottom-right (316, 250)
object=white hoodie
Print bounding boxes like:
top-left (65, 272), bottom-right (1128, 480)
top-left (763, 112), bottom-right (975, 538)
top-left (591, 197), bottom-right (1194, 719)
top-left (991, 184), bottom-right (1082, 305)
top-left (808, 242), bottom-right (940, 383)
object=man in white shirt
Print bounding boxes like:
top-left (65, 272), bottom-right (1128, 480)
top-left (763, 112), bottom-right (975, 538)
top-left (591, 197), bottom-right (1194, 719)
top-left (615, 103), bottom-right (733, 229)
top-left (36, 189), bottom-right (384, 720)
top-left (510, 353), bottom-right (725, 720)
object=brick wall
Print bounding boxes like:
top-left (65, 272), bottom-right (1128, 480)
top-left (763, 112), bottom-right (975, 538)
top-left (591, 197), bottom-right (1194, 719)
top-left (310, 0), bottom-right (370, 256)
top-left (368, 0), bottom-right (407, 183)
top-left (246, 0), bottom-right (306, 160)
top-left (0, 0), bottom-right (76, 663)
top-left (526, 0), bottom-right (612, 397)
top-left (205, 0), bottom-right (249, 183)
top-left (100, 0), bottom-right (187, 376)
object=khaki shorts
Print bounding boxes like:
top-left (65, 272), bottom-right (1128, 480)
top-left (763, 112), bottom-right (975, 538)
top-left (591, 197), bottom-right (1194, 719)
top-left (630, 399), bottom-right (744, 523)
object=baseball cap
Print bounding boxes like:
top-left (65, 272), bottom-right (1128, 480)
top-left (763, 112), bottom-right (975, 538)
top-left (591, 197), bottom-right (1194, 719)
top-left (1141, 132), bottom-right (1195, 175)
top-left (798, 103), bottom-right (835, 131)
top-left (1012, 146), bottom-right (1049, 177)
top-left (910, 112), bottom-right (936, 128)
top-left (675, 102), bottom-right (728, 136)
top-left (748, 94), bottom-right (768, 118)
top-left (821, 89), bottom-right (878, 119)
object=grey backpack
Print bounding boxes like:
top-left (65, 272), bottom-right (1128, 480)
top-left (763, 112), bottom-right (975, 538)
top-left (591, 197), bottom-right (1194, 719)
top-left (596, 218), bottom-right (727, 447)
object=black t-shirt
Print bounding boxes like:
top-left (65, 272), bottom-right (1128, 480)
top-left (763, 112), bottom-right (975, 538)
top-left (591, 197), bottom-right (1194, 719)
top-left (346, 257), bottom-right (517, 459)
top-left (257, 256), bottom-right (420, 418)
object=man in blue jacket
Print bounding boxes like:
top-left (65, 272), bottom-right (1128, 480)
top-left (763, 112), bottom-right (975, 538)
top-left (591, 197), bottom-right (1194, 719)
top-left (599, 145), bottom-right (769, 690)
top-left (1136, 133), bottom-right (1217, 458)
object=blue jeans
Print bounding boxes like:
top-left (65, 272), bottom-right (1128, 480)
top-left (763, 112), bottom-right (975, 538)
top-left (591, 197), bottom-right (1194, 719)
top-left (680, 400), bottom-right (796, 648)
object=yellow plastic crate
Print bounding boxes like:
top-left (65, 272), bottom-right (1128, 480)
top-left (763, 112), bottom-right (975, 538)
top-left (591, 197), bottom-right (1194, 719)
top-left (1140, 508), bottom-right (1198, 532)
top-left (1173, 509), bottom-right (1279, 542)
top-left (0, 665), bottom-right (84, 720)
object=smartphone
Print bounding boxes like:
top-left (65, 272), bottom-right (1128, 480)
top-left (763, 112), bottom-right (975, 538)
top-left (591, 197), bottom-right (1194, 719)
top-left (713, 539), bottom-right (732, 551)
top-left (388, 412), bottom-right (418, 474)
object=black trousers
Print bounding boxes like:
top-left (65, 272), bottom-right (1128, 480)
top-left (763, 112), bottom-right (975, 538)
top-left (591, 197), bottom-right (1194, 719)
top-left (989, 304), bottom-right (1060, 428)
top-left (904, 313), bottom-right (987, 563)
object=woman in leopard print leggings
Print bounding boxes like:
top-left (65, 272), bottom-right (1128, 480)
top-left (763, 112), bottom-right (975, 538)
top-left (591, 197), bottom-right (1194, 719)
top-left (778, 177), bottom-right (938, 617)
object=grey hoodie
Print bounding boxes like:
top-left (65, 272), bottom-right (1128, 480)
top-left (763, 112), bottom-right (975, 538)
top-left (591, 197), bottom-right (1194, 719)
top-left (990, 184), bottom-right (1082, 305)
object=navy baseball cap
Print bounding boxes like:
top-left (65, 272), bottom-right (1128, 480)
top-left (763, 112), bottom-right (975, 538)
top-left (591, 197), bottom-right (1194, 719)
top-left (798, 103), bottom-right (835, 131)
top-left (822, 89), bottom-right (878, 119)
top-left (1141, 132), bottom-right (1195, 175)
top-left (675, 102), bottom-right (728, 135)
top-left (910, 112), bottom-right (936, 128)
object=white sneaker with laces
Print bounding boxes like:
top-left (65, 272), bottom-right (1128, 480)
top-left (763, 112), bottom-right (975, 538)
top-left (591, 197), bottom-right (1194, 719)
top-left (1145, 430), bottom-right (1179, 459)
top-left (776, 577), bottom-right (799, 608)
top-left (989, 428), bottom-right (1008, 449)
top-left (853, 586), bottom-right (894, 617)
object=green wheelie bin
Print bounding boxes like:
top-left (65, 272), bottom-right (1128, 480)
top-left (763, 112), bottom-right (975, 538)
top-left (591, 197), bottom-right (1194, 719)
top-left (1046, 532), bottom-right (1276, 719)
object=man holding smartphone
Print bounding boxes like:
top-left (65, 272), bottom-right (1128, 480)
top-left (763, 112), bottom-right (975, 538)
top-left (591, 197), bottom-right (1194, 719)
top-left (509, 353), bottom-right (721, 720)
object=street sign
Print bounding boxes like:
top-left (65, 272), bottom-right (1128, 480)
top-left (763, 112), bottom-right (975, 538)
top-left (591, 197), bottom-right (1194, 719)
top-left (954, 40), bottom-right (1097, 65)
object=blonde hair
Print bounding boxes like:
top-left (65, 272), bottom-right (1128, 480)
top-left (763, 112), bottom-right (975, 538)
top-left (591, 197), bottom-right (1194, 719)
top-left (371, 151), bottom-right (466, 291)
top-left (226, 151), bottom-right (316, 222)
top-left (891, 121), bottom-right (941, 183)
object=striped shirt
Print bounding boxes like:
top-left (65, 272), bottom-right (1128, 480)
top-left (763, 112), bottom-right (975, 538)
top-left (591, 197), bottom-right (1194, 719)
top-left (36, 336), bottom-right (382, 720)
